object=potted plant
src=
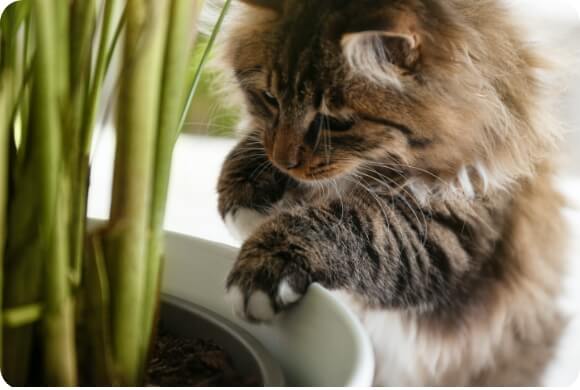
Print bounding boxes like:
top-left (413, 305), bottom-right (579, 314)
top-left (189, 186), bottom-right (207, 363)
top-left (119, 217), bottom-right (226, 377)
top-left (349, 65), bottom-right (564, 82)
top-left (0, 0), bottom-right (374, 386)
top-left (0, 0), bottom-right (280, 385)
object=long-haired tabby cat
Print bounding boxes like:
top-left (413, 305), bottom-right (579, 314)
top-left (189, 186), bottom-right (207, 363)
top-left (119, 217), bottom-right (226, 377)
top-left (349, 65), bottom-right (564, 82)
top-left (215, 0), bottom-right (568, 385)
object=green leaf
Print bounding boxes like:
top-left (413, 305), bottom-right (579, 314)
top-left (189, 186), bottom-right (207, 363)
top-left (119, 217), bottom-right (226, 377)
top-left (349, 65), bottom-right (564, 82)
top-left (177, 0), bottom-right (232, 136)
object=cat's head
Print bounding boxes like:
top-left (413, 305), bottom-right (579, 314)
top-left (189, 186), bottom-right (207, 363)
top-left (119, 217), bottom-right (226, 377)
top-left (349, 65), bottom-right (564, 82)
top-left (219, 0), bottom-right (559, 195)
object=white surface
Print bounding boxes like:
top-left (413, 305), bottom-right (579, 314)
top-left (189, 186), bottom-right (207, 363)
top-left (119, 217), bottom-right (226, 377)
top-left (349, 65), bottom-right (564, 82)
top-left (161, 232), bottom-right (375, 386)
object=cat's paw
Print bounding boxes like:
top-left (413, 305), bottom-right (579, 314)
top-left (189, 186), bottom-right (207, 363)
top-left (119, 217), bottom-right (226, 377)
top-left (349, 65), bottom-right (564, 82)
top-left (224, 208), bottom-right (268, 242)
top-left (225, 253), bottom-right (310, 323)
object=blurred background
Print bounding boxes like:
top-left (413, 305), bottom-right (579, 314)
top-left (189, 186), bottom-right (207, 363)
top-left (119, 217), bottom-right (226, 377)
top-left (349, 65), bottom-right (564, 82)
top-left (182, 36), bottom-right (238, 138)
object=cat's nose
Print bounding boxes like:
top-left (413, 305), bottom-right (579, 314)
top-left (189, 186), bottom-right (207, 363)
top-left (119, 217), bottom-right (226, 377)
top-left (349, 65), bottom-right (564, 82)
top-left (274, 148), bottom-right (303, 170)
top-left (272, 138), bottom-right (304, 170)
top-left (284, 157), bottom-right (302, 170)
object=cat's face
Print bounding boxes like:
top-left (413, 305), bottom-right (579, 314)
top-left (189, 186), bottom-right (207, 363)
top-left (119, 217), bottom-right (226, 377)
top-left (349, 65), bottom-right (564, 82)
top-left (224, 0), bottom-right (550, 188)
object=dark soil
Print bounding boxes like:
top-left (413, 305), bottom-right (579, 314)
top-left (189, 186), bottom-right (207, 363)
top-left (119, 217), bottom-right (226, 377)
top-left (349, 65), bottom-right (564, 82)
top-left (146, 328), bottom-right (261, 387)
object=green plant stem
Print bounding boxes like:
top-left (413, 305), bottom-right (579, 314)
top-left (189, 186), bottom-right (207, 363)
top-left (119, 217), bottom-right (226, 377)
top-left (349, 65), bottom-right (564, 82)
top-left (71, 0), bottom-right (116, 286)
top-left (71, 1), bottom-right (125, 287)
top-left (70, 2), bottom-right (126, 288)
top-left (177, 0), bottom-right (232, 137)
top-left (104, 10), bottom-right (126, 76)
top-left (31, 0), bottom-right (77, 385)
top-left (15, 12), bottom-right (31, 163)
top-left (53, 0), bottom-right (71, 97)
top-left (0, 72), bottom-right (12, 372)
top-left (106, 0), bottom-right (169, 385)
top-left (68, 0), bottom-right (96, 288)
top-left (81, 0), bottom-right (116, 155)
top-left (141, 0), bottom-right (203, 358)
top-left (69, 0), bottom-right (95, 97)
top-left (81, 233), bottom-right (116, 385)
top-left (1, 6), bottom-right (40, 385)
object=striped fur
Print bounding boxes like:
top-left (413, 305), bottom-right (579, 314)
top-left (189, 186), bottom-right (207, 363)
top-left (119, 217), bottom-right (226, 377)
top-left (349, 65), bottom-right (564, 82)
top-left (215, 0), bottom-right (568, 385)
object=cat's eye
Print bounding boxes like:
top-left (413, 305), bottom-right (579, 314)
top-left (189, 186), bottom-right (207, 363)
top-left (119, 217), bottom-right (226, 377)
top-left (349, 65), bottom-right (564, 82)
top-left (311, 114), bottom-right (355, 133)
top-left (261, 91), bottom-right (278, 107)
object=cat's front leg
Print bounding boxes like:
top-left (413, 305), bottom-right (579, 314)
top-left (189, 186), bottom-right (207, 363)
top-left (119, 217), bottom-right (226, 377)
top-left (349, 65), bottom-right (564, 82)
top-left (226, 203), bottom-right (366, 322)
top-left (226, 196), bottom-right (498, 322)
top-left (217, 131), bottom-right (293, 241)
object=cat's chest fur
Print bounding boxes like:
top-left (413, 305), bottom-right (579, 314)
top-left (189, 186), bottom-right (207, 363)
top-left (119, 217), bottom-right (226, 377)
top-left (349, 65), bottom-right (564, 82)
top-left (330, 290), bottom-right (473, 386)
top-left (330, 289), bottom-right (542, 387)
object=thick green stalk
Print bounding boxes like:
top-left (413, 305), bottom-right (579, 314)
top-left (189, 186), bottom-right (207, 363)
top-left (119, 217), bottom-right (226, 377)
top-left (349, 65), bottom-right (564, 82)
top-left (106, 0), bottom-right (169, 385)
top-left (2, 166), bottom-right (45, 385)
top-left (0, 2), bottom-right (28, 72)
top-left (31, 0), bottom-right (77, 385)
top-left (0, 72), bottom-right (12, 372)
top-left (1, 5), bottom-right (39, 385)
top-left (142, 0), bottom-right (202, 356)
top-left (0, 7), bottom-right (20, 366)
top-left (42, 183), bottom-right (77, 386)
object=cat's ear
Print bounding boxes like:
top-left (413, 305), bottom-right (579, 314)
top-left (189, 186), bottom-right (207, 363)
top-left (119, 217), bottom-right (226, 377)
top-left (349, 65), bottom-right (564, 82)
top-left (238, 0), bottom-right (283, 12)
top-left (341, 32), bottom-right (420, 69)
top-left (340, 12), bottom-right (421, 84)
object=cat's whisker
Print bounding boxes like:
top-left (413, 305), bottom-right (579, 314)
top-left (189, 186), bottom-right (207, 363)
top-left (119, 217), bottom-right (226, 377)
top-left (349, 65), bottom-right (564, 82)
top-left (182, 121), bottom-right (237, 131)
top-left (231, 147), bottom-right (266, 154)
top-left (357, 166), bottom-right (429, 243)
top-left (365, 160), bottom-right (447, 187)
top-left (358, 176), bottom-right (399, 256)
top-left (345, 173), bottom-right (395, 251)
top-left (255, 161), bottom-right (274, 179)
top-left (249, 159), bottom-right (272, 180)
top-left (331, 177), bottom-right (345, 224)
top-left (226, 150), bottom-right (267, 164)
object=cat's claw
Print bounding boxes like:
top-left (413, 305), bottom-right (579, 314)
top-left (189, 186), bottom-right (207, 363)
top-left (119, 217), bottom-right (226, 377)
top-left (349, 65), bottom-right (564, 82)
top-left (226, 277), bottom-right (305, 323)
top-left (227, 287), bottom-right (276, 322)
top-left (277, 279), bottom-right (302, 306)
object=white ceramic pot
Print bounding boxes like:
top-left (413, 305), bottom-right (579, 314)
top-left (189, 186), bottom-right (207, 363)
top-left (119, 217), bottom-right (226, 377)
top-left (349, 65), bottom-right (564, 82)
top-left (162, 230), bottom-right (375, 386)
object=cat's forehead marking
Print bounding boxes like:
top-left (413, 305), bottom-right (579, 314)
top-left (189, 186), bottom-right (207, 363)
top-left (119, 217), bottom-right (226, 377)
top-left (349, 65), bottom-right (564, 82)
top-left (271, 39), bottom-right (341, 114)
top-left (273, 3), bottom-right (338, 98)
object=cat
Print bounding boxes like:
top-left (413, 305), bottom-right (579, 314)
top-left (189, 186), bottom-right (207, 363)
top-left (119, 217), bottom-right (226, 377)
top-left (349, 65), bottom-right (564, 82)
top-left (214, 0), bottom-right (569, 385)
